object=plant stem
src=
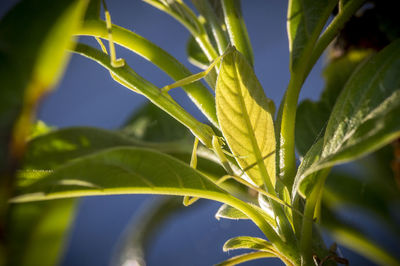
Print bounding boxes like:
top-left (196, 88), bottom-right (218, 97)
top-left (278, 0), bottom-right (366, 191)
top-left (277, 71), bottom-right (303, 190)
top-left (191, 0), bottom-right (228, 55)
top-left (222, 0), bottom-right (254, 65)
top-left (77, 20), bottom-right (219, 128)
top-left (299, 170), bottom-right (329, 265)
top-left (305, 0), bottom-right (366, 79)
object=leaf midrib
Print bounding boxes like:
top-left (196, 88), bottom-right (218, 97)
top-left (231, 54), bottom-right (271, 189)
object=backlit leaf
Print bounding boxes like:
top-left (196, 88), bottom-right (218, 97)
top-left (215, 203), bottom-right (248, 220)
top-left (216, 47), bottom-right (276, 187)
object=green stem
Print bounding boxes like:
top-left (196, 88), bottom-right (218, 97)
top-left (299, 170), bottom-right (329, 265)
top-left (278, 0), bottom-right (365, 191)
top-left (73, 43), bottom-right (215, 148)
top-left (277, 72), bottom-right (303, 190)
top-left (77, 20), bottom-right (218, 128)
top-left (305, 0), bottom-right (366, 79)
top-left (191, 0), bottom-right (228, 55)
top-left (222, 0), bottom-right (254, 65)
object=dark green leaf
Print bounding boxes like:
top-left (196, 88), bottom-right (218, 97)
top-left (8, 199), bottom-right (76, 266)
top-left (287, 0), bottom-right (337, 71)
top-left (21, 127), bottom-right (229, 182)
top-left (294, 40), bottom-right (400, 197)
top-left (12, 147), bottom-right (229, 203)
top-left (216, 47), bottom-right (276, 187)
top-left (295, 50), bottom-right (370, 156)
top-left (223, 236), bottom-right (273, 252)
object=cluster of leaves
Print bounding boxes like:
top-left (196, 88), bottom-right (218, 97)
top-left (1, 0), bottom-right (400, 265)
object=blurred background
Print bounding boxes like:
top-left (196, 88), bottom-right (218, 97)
top-left (0, 0), bottom-right (379, 265)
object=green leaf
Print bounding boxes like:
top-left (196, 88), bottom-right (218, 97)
top-left (287, 0), bottom-right (337, 71)
top-left (0, 0), bottom-right (88, 167)
top-left (215, 203), bottom-right (248, 220)
top-left (12, 147), bottom-right (230, 203)
top-left (323, 40), bottom-right (400, 158)
top-left (295, 50), bottom-right (371, 156)
top-left (215, 203), bottom-right (276, 227)
top-left (21, 127), bottom-right (229, 183)
top-left (8, 199), bottom-right (76, 266)
top-left (294, 40), bottom-right (400, 197)
top-left (122, 102), bottom-right (192, 143)
top-left (216, 47), bottom-right (276, 187)
top-left (13, 147), bottom-right (282, 245)
top-left (223, 236), bottom-right (273, 252)
top-left (23, 127), bottom-right (141, 170)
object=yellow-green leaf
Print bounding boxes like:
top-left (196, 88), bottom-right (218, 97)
top-left (216, 47), bottom-right (275, 187)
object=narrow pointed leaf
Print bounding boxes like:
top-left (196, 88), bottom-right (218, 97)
top-left (215, 203), bottom-right (248, 220)
top-left (293, 40), bottom-right (400, 197)
top-left (215, 203), bottom-right (276, 227)
top-left (287, 0), bottom-right (337, 71)
top-left (223, 236), bottom-right (273, 252)
top-left (216, 47), bottom-right (276, 187)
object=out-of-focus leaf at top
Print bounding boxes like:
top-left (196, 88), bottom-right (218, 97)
top-left (0, 0), bottom-right (88, 170)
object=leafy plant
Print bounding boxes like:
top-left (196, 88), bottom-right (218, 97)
top-left (1, 0), bottom-right (400, 265)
